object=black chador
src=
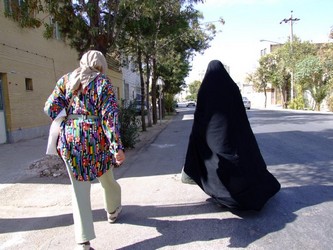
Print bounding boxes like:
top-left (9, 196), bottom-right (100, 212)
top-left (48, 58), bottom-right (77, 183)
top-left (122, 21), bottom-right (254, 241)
top-left (183, 60), bottom-right (280, 211)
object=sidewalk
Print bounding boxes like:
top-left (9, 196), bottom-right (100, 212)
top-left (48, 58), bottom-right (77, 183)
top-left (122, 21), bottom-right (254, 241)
top-left (0, 116), bottom-right (172, 183)
top-left (0, 117), bottom-right (172, 250)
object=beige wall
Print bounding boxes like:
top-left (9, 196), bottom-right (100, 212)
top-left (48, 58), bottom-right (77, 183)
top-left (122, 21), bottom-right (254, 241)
top-left (108, 69), bottom-right (123, 102)
top-left (0, 5), bottom-right (123, 142)
top-left (0, 6), bottom-right (78, 142)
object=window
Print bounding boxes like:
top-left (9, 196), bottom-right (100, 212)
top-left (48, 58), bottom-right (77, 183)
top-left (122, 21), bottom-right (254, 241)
top-left (4, 0), bottom-right (25, 15)
top-left (49, 17), bottom-right (62, 40)
top-left (4, 0), bottom-right (37, 24)
top-left (25, 78), bottom-right (33, 91)
top-left (112, 86), bottom-right (119, 101)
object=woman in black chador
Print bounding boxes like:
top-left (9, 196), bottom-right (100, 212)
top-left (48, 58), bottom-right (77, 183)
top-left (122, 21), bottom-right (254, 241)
top-left (182, 60), bottom-right (280, 211)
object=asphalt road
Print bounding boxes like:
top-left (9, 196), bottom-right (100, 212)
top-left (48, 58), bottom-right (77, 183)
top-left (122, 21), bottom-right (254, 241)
top-left (1, 108), bottom-right (333, 249)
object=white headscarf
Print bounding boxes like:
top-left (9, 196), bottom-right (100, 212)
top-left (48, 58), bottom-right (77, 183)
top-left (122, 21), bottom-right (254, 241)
top-left (67, 50), bottom-right (108, 93)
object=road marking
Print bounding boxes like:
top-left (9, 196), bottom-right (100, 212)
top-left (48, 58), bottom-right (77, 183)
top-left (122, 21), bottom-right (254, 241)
top-left (151, 144), bottom-right (176, 148)
top-left (182, 114), bottom-right (194, 120)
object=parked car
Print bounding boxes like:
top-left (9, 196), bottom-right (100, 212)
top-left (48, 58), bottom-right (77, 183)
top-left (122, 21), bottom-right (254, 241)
top-left (176, 102), bottom-right (185, 108)
top-left (176, 101), bottom-right (196, 108)
top-left (186, 101), bottom-right (196, 107)
top-left (135, 100), bottom-right (148, 115)
top-left (242, 96), bottom-right (251, 110)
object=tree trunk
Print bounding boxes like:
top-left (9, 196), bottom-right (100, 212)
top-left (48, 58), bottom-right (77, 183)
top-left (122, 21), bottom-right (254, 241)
top-left (264, 86), bottom-right (267, 108)
top-left (137, 46), bottom-right (146, 131)
top-left (281, 87), bottom-right (287, 109)
top-left (162, 97), bottom-right (165, 118)
top-left (145, 55), bottom-right (152, 127)
top-left (315, 102), bottom-right (321, 111)
top-left (152, 57), bottom-right (158, 124)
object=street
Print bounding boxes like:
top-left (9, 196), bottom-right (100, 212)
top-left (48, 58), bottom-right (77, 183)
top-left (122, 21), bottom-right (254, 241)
top-left (0, 108), bottom-right (333, 249)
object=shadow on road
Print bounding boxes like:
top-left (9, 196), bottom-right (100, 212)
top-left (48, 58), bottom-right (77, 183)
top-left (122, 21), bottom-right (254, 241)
top-left (255, 129), bottom-right (333, 186)
top-left (114, 185), bottom-right (333, 249)
top-left (2, 185), bottom-right (331, 248)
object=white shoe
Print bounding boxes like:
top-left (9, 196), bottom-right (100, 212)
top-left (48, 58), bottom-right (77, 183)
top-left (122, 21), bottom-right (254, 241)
top-left (107, 206), bottom-right (122, 223)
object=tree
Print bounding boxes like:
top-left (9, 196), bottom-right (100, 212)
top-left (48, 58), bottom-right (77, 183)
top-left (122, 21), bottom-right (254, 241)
top-left (247, 54), bottom-right (276, 108)
top-left (254, 38), bottom-right (317, 108)
top-left (314, 43), bottom-right (333, 110)
top-left (5, 0), bottom-right (216, 124)
top-left (295, 55), bottom-right (333, 111)
top-left (5, 1), bottom-right (138, 56)
top-left (118, 0), bottom-right (217, 126)
top-left (186, 80), bottom-right (201, 101)
top-left (276, 38), bottom-right (317, 106)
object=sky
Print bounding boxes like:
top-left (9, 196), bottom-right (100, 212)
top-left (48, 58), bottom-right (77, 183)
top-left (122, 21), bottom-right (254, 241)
top-left (186, 0), bottom-right (333, 85)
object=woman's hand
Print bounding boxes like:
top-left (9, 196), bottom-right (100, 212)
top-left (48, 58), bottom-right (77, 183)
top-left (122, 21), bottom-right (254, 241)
top-left (114, 149), bottom-right (125, 166)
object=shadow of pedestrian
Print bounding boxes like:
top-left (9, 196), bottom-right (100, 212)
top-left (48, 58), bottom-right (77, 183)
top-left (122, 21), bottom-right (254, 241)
top-left (112, 185), bottom-right (333, 249)
top-left (0, 212), bottom-right (74, 234)
top-left (1, 185), bottom-right (332, 248)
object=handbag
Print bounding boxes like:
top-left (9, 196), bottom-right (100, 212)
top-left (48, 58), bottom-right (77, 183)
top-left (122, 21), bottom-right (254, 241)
top-left (46, 95), bottom-right (75, 155)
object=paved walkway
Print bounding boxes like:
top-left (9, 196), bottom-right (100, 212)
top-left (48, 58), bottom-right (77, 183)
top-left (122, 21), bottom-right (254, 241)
top-left (0, 117), bottom-right (172, 250)
top-left (2, 108), bottom-right (332, 250)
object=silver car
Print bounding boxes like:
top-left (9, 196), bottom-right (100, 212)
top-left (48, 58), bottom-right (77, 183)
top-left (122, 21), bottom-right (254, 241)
top-left (186, 101), bottom-right (196, 107)
top-left (242, 96), bottom-right (251, 110)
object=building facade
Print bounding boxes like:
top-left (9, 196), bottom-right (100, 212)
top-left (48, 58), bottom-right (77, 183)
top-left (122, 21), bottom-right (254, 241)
top-left (121, 57), bottom-right (141, 104)
top-left (0, 2), bottom-right (123, 143)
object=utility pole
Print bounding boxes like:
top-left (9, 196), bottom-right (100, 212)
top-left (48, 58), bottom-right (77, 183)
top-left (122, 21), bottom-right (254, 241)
top-left (280, 10), bottom-right (300, 101)
top-left (280, 10), bottom-right (300, 43)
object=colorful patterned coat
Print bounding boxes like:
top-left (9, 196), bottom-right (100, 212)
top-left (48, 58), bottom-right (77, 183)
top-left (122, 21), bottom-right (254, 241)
top-left (44, 73), bottom-right (124, 181)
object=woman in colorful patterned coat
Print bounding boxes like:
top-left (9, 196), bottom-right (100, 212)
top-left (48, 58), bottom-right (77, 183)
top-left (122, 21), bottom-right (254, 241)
top-left (44, 50), bottom-right (125, 250)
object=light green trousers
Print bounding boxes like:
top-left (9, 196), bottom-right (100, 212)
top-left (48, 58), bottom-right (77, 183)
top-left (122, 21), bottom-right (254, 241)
top-left (65, 164), bottom-right (121, 243)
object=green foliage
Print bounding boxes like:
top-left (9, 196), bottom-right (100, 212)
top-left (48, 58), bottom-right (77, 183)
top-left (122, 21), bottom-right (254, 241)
top-left (186, 80), bottom-right (201, 101)
top-left (295, 55), bottom-right (332, 111)
top-left (164, 93), bottom-right (176, 113)
top-left (43, 22), bottom-right (55, 39)
top-left (118, 101), bottom-right (140, 149)
top-left (4, 0), bottom-right (134, 55)
top-left (253, 38), bottom-right (333, 110)
top-left (117, 0), bottom-right (218, 123)
top-left (248, 55), bottom-right (273, 91)
top-left (4, 0), bottom-right (220, 118)
top-left (287, 95), bottom-right (305, 110)
top-left (4, 0), bottom-right (42, 28)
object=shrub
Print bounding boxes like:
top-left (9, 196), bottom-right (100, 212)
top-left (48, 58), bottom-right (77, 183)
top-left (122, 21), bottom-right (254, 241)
top-left (288, 96), bottom-right (305, 110)
top-left (118, 101), bottom-right (140, 149)
top-left (164, 94), bottom-right (176, 114)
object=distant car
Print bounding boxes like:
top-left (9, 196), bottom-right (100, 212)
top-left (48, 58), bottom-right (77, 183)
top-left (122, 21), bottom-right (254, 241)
top-left (176, 102), bottom-right (187, 108)
top-left (186, 101), bottom-right (196, 107)
top-left (242, 96), bottom-right (251, 110)
top-left (176, 101), bottom-right (196, 108)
